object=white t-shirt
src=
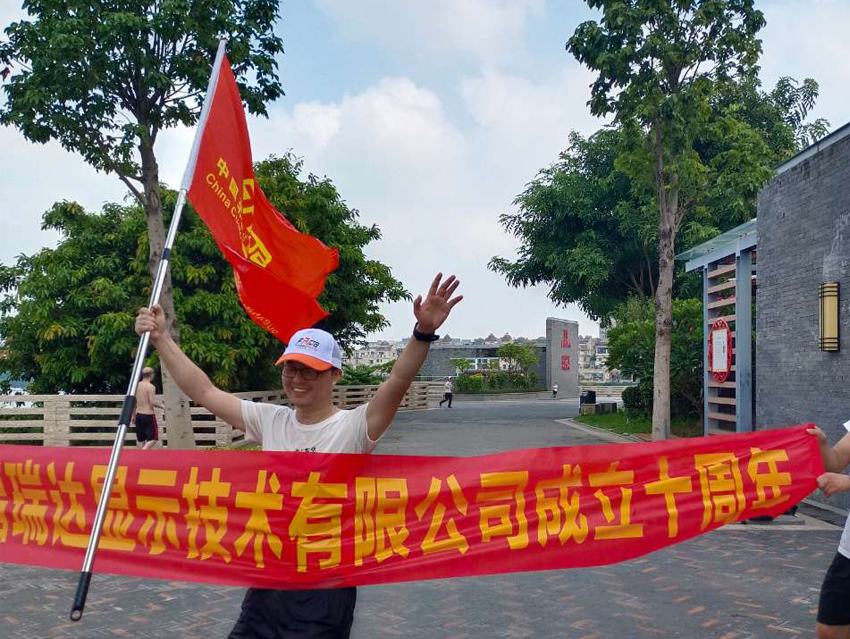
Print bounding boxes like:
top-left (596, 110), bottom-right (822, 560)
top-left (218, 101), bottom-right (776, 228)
top-left (241, 400), bottom-right (379, 454)
top-left (839, 516), bottom-right (850, 560)
top-left (837, 419), bottom-right (850, 559)
top-left (444, 381), bottom-right (453, 393)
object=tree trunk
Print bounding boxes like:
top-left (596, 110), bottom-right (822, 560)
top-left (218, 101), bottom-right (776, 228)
top-left (649, 118), bottom-right (680, 441)
top-left (652, 212), bottom-right (675, 440)
top-left (139, 139), bottom-right (196, 449)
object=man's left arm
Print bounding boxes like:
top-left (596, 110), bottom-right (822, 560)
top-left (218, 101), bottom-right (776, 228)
top-left (366, 273), bottom-right (462, 441)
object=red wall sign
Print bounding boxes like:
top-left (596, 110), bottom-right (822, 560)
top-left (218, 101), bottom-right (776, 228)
top-left (708, 318), bottom-right (733, 383)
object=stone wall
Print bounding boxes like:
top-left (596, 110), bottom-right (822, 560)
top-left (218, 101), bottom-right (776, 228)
top-left (545, 318), bottom-right (580, 398)
top-left (756, 131), bottom-right (850, 509)
top-left (419, 344), bottom-right (547, 387)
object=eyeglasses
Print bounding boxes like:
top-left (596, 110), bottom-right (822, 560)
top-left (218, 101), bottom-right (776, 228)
top-left (282, 364), bottom-right (320, 380)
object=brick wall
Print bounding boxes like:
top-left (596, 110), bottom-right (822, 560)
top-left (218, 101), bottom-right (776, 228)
top-left (756, 134), bottom-right (850, 509)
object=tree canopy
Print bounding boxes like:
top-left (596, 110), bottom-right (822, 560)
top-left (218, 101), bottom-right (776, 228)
top-left (496, 342), bottom-right (539, 374)
top-left (0, 1), bottom-right (283, 185)
top-left (607, 297), bottom-right (704, 419)
top-left (563, 0), bottom-right (818, 439)
top-left (490, 76), bottom-right (827, 323)
top-left (0, 155), bottom-right (408, 394)
top-left (1, 0), bottom-right (286, 443)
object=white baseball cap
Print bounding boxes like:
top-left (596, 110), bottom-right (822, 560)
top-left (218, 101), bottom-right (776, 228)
top-left (275, 328), bottom-right (342, 371)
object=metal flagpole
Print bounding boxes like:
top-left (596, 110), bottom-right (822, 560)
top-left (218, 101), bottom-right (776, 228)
top-left (71, 39), bottom-right (228, 622)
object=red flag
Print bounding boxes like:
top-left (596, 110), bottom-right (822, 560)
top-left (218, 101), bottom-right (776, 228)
top-left (218, 241), bottom-right (329, 342)
top-left (187, 55), bottom-right (338, 340)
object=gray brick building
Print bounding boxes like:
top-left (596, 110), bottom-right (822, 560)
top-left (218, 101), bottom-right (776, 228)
top-left (756, 122), bottom-right (850, 509)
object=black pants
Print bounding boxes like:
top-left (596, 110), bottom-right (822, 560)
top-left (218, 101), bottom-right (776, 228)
top-left (134, 413), bottom-right (158, 442)
top-left (817, 552), bottom-right (850, 626)
top-left (228, 587), bottom-right (357, 639)
top-left (439, 392), bottom-right (453, 407)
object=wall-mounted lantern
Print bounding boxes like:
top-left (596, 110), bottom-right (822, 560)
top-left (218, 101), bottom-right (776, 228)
top-left (819, 282), bottom-right (840, 352)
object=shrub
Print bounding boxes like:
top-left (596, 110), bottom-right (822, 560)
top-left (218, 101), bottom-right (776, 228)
top-left (608, 297), bottom-right (703, 419)
top-left (455, 374), bottom-right (485, 392)
top-left (622, 382), bottom-right (653, 418)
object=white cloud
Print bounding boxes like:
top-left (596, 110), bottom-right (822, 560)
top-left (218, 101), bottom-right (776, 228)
top-left (315, 0), bottom-right (545, 63)
top-left (459, 64), bottom-right (600, 190)
top-left (0, 129), bottom-right (121, 266)
top-left (0, 121), bottom-right (199, 268)
top-left (242, 67), bottom-right (600, 339)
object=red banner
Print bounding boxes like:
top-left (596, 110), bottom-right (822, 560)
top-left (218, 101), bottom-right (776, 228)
top-left (0, 426), bottom-right (821, 588)
top-left (187, 55), bottom-right (338, 341)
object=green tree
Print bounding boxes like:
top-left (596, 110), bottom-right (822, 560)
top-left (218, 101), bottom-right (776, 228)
top-left (1, 0), bottom-right (285, 445)
top-left (496, 343), bottom-right (538, 374)
top-left (568, 0), bottom-right (765, 439)
top-left (449, 358), bottom-right (474, 373)
top-left (607, 298), bottom-right (704, 420)
top-left (374, 359), bottom-right (396, 378)
top-left (337, 364), bottom-right (383, 386)
top-left (491, 76), bottom-right (827, 324)
top-left (490, 128), bottom-right (655, 321)
top-left (0, 157), bottom-right (407, 394)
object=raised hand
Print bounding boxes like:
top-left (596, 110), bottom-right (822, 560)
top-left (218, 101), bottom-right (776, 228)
top-left (413, 273), bottom-right (463, 334)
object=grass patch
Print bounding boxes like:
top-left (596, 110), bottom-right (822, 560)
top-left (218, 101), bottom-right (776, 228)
top-left (576, 411), bottom-right (702, 438)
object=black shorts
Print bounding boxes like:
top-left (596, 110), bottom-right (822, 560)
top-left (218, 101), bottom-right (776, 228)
top-left (228, 587), bottom-right (357, 639)
top-left (134, 413), bottom-right (158, 443)
top-left (817, 552), bottom-right (850, 626)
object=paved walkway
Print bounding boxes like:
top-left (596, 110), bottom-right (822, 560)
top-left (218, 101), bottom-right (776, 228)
top-left (2, 399), bottom-right (845, 638)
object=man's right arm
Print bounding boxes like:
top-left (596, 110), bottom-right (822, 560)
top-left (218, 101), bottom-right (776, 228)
top-left (136, 306), bottom-right (246, 431)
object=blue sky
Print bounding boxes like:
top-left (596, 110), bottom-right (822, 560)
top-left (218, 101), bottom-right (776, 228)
top-left (1, 0), bottom-right (848, 343)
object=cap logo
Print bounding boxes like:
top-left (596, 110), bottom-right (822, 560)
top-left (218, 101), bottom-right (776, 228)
top-left (296, 336), bottom-right (321, 351)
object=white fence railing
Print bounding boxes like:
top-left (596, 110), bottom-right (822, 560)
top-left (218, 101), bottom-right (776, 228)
top-left (0, 383), bottom-right (430, 448)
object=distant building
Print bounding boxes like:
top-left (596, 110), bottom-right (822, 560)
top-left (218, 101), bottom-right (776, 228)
top-left (417, 318), bottom-right (580, 396)
top-left (342, 340), bottom-right (399, 368)
top-left (578, 331), bottom-right (621, 383)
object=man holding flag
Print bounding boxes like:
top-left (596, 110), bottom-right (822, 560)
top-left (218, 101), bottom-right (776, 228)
top-left (135, 272), bottom-right (462, 637)
top-left (136, 41), bottom-right (465, 637)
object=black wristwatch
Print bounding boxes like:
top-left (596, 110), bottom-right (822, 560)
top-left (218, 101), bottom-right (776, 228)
top-left (412, 322), bottom-right (440, 342)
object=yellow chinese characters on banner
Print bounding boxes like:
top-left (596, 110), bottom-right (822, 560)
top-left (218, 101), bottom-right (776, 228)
top-left (0, 426), bottom-right (821, 589)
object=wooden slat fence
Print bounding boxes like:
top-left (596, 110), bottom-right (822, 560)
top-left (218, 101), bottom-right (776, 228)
top-left (0, 383), bottom-right (429, 448)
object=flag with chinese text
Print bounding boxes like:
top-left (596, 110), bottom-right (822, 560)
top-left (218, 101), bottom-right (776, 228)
top-left (187, 55), bottom-right (338, 341)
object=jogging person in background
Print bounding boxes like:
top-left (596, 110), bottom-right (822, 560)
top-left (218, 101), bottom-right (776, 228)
top-left (136, 273), bottom-right (462, 639)
top-left (439, 377), bottom-right (453, 408)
